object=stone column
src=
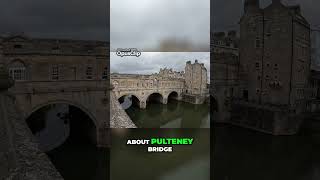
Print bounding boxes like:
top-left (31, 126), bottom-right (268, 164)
top-left (162, 97), bottom-right (168, 104)
top-left (97, 126), bottom-right (110, 148)
top-left (140, 100), bottom-right (146, 109)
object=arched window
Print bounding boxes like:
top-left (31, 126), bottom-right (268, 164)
top-left (8, 60), bottom-right (27, 81)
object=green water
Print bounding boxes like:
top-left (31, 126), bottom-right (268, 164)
top-left (213, 124), bottom-right (320, 180)
top-left (125, 100), bottom-right (210, 128)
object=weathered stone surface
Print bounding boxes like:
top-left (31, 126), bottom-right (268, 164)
top-left (110, 91), bottom-right (136, 128)
top-left (0, 92), bottom-right (62, 179)
top-left (1, 35), bottom-right (110, 147)
top-left (111, 60), bottom-right (209, 109)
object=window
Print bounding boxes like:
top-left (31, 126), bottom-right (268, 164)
top-left (14, 44), bottom-right (22, 49)
top-left (51, 65), bottom-right (59, 80)
top-left (102, 67), bottom-right (108, 79)
top-left (8, 61), bottom-right (27, 81)
top-left (256, 88), bottom-right (260, 93)
top-left (274, 64), bottom-right (279, 70)
top-left (255, 37), bottom-right (261, 48)
top-left (255, 62), bottom-right (260, 69)
top-left (9, 68), bottom-right (26, 81)
top-left (266, 75), bottom-right (270, 80)
top-left (86, 66), bottom-right (93, 79)
top-left (243, 90), bottom-right (248, 101)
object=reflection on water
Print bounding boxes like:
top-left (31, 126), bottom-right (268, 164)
top-left (125, 100), bottom-right (210, 128)
top-left (213, 124), bottom-right (320, 180)
top-left (47, 139), bottom-right (108, 180)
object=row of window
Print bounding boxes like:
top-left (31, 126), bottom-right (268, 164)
top-left (8, 66), bottom-right (108, 81)
top-left (118, 81), bottom-right (183, 88)
top-left (51, 66), bottom-right (108, 80)
top-left (257, 75), bottom-right (278, 81)
top-left (255, 62), bottom-right (279, 70)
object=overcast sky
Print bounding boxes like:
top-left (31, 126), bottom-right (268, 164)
top-left (0, 0), bottom-right (109, 41)
top-left (111, 52), bottom-right (210, 77)
top-left (111, 0), bottom-right (210, 52)
top-left (212, 0), bottom-right (320, 32)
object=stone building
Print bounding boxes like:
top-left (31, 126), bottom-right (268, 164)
top-left (214, 0), bottom-right (312, 135)
top-left (111, 60), bottom-right (209, 109)
top-left (0, 40), bottom-right (62, 179)
top-left (311, 29), bottom-right (320, 70)
top-left (0, 34), bottom-right (108, 82)
top-left (211, 53), bottom-right (239, 122)
top-left (185, 60), bottom-right (208, 95)
top-left (0, 34), bottom-right (110, 147)
top-left (157, 67), bottom-right (185, 79)
top-left (211, 31), bottom-right (239, 56)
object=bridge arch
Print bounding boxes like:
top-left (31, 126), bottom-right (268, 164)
top-left (27, 100), bottom-right (97, 126)
top-left (167, 91), bottom-right (179, 101)
top-left (118, 94), bottom-right (141, 109)
top-left (146, 92), bottom-right (165, 106)
top-left (25, 100), bottom-right (98, 152)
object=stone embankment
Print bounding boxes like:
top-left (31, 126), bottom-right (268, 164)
top-left (110, 91), bottom-right (136, 128)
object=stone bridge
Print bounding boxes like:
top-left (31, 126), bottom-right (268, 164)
top-left (9, 80), bottom-right (109, 147)
top-left (111, 74), bottom-right (185, 108)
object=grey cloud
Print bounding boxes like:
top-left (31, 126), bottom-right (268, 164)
top-left (111, 0), bottom-right (210, 52)
top-left (0, 0), bottom-right (109, 41)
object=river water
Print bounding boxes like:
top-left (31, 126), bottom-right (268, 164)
top-left (124, 99), bottom-right (210, 128)
top-left (213, 124), bottom-right (320, 180)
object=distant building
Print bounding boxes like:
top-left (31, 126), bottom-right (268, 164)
top-left (185, 60), bottom-right (208, 96)
top-left (158, 68), bottom-right (185, 79)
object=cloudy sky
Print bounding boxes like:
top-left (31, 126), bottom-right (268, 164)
top-left (212, 0), bottom-right (320, 32)
top-left (111, 0), bottom-right (210, 52)
top-left (111, 52), bottom-right (210, 77)
top-left (0, 0), bottom-right (109, 41)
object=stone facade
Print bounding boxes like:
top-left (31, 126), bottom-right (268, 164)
top-left (211, 53), bottom-right (239, 122)
top-left (0, 63), bottom-right (62, 179)
top-left (157, 68), bottom-right (185, 79)
top-left (311, 29), bottom-right (320, 70)
top-left (185, 60), bottom-right (208, 95)
top-left (111, 73), bottom-right (185, 109)
top-left (0, 34), bottom-right (110, 146)
top-left (111, 60), bottom-right (209, 110)
top-left (213, 0), bottom-right (314, 135)
top-left (211, 31), bottom-right (239, 56)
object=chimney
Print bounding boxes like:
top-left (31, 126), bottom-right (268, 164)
top-left (244, 0), bottom-right (260, 12)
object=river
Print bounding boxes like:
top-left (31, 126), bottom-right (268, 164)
top-left (123, 98), bottom-right (210, 128)
top-left (213, 124), bottom-right (320, 180)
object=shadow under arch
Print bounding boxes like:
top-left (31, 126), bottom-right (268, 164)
top-left (146, 93), bottom-right (164, 105)
top-left (26, 101), bottom-right (98, 152)
top-left (118, 94), bottom-right (141, 109)
top-left (25, 101), bottom-right (107, 179)
top-left (27, 100), bottom-right (98, 127)
top-left (167, 91), bottom-right (179, 101)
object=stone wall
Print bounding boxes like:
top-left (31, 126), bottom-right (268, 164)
top-left (0, 65), bottom-right (62, 179)
top-left (110, 91), bottom-right (136, 128)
